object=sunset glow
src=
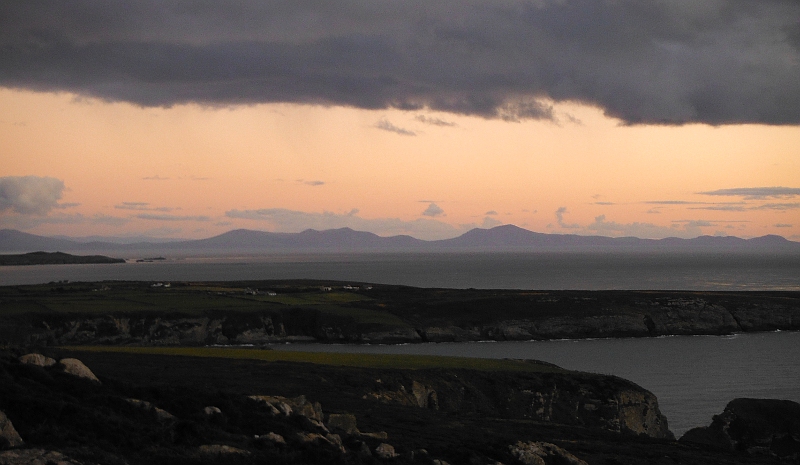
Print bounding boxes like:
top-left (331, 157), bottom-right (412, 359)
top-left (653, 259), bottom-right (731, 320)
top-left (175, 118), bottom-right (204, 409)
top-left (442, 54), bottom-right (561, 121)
top-left (2, 2), bottom-right (799, 241)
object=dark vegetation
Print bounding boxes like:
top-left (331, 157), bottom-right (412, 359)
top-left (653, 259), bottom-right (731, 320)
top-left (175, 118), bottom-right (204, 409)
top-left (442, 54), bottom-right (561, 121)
top-left (0, 251), bottom-right (125, 266)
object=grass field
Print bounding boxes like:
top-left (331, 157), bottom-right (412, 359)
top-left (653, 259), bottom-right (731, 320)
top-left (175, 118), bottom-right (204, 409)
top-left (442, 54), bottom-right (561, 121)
top-left (63, 345), bottom-right (568, 373)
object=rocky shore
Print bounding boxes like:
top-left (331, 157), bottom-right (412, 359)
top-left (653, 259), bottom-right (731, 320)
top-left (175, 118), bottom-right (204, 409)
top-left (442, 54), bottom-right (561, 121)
top-left (16, 290), bottom-right (800, 346)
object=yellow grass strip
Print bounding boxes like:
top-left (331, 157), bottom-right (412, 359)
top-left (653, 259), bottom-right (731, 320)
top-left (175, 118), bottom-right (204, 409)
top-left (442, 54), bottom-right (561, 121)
top-left (63, 345), bottom-right (567, 373)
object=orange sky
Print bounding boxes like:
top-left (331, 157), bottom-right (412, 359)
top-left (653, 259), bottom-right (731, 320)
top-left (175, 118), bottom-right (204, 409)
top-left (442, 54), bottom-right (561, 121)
top-left (1, 88), bottom-right (799, 241)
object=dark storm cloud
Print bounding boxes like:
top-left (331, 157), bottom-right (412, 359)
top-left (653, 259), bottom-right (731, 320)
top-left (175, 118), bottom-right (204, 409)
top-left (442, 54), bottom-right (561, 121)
top-left (2, 1), bottom-right (799, 125)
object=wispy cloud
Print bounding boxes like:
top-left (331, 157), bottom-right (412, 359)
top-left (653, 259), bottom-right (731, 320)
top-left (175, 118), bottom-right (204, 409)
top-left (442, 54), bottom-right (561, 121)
top-left (115, 202), bottom-right (175, 212)
top-left (136, 213), bottom-right (210, 222)
top-left (375, 118), bottom-right (416, 136)
top-left (752, 203), bottom-right (800, 211)
top-left (698, 187), bottom-right (800, 199)
top-left (415, 115), bottom-right (456, 127)
top-left (297, 180), bottom-right (325, 186)
top-left (142, 175), bottom-right (169, 181)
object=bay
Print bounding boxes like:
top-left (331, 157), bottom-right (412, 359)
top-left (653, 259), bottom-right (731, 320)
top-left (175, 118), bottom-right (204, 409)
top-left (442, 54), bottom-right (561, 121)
top-left (269, 331), bottom-right (800, 437)
top-left (2, 252), bottom-right (800, 290)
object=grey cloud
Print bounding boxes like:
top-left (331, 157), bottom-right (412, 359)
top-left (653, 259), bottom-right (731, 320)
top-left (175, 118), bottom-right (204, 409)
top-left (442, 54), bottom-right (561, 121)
top-left (480, 216), bottom-right (502, 228)
top-left (136, 213), bottom-right (210, 221)
top-left (3, 1), bottom-right (799, 125)
top-left (646, 200), bottom-right (701, 205)
top-left (775, 223), bottom-right (793, 228)
top-left (0, 212), bottom-right (128, 229)
top-left (593, 202), bottom-right (615, 206)
top-left (375, 118), bottom-right (416, 136)
top-left (689, 205), bottom-right (747, 211)
top-left (555, 207), bottom-right (580, 229)
top-left (422, 203), bottom-right (445, 217)
top-left (142, 175), bottom-right (169, 180)
top-left (680, 220), bottom-right (715, 227)
top-left (0, 175), bottom-right (65, 215)
top-left (297, 180), bottom-right (325, 186)
top-left (415, 115), bottom-right (456, 127)
top-left (699, 187), bottom-right (800, 199)
top-left (485, 210), bottom-right (498, 216)
top-left (225, 207), bottom-right (465, 240)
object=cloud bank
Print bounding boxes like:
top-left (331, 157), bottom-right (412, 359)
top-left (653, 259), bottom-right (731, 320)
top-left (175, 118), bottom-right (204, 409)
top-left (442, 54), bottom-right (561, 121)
top-left (2, 1), bottom-right (799, 125)
top-left (0, 176), bottom-right (65, 215)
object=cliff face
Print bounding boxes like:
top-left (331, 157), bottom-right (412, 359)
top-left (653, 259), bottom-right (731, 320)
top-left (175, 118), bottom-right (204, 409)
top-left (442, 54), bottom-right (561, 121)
top-left (418, 296), bottom-right (800, 342)
top-left (359, 369), bottom-right (674, 439)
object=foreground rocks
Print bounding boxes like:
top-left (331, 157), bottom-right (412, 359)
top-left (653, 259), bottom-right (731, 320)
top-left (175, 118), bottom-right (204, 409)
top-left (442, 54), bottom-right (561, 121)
top-left (680, 398), bottom-right (800, 461)
top-left (3, 349), bottom-right (797, 464)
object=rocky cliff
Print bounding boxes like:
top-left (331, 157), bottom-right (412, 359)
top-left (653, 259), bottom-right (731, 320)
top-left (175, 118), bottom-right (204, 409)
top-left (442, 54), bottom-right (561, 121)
top-left (358, 369), bottom-right (674, 439)
top-left (5, 285), bottom-right (799, 346)
top-left (680, 398), bottom-right (800, 461)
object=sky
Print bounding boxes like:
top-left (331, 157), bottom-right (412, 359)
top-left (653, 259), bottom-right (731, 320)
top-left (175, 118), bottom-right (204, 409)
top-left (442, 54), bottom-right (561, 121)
top-left (1, 0), bottom-right (799, 241)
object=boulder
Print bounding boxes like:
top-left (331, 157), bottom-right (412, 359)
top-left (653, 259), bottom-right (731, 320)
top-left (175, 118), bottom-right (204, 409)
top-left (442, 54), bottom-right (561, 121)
top-left (124, 398), bottom-right (176, 422)
top-left (680, 398), bottom-right (800, 460)
top-left (374, 443), bottom-right (398, 459)
top-left (203, 406), bottom-right (222, 416)
top-left (18, 353), bottom-right (56, 367)
top-left (509, 441), bottom-right (587, 465)
top-left (264, 432), bottom-right (286, 445)
top-left (57, 358), bottom-right (101, 383)
top-left (0, 411), bottom-right (23, 449)
top-left (327, 413), bottom-right (360, 436)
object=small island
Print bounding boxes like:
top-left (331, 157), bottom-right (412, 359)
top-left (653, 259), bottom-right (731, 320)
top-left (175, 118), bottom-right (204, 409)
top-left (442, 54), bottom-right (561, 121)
top-left (0, 251), bottom-right (125, 266)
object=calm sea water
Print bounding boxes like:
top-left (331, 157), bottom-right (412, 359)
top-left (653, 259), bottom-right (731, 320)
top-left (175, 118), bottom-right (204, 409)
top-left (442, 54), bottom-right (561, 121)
top-left (270, 331), bottom-right (800, 437)
top-left (2, 252), bottom-right (799, 437)
top-left (2, 252), bottom-right (800, 289)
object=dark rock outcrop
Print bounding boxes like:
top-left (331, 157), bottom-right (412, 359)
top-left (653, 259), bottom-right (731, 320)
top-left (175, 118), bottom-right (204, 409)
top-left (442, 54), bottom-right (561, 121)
top-left (680, 398), bottom-right (800, 460)
top-left (0, 411), bottom-right (23, 449)
top-left (361, 370), bottom-right (673, 439)
top-left (57, 358), bottom-right (101, 383)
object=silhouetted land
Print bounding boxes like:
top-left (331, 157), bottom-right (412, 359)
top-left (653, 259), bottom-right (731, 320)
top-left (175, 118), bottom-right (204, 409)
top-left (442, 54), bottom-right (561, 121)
top-left (0, 251), bottom-right (125, 266)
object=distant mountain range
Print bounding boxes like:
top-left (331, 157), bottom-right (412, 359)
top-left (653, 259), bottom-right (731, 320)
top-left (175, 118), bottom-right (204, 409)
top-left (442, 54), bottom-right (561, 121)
top-left (1, 225), bottom-right (799, 256)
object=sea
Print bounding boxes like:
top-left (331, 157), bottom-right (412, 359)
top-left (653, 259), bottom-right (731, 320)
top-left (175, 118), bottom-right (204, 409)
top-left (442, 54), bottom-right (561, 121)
top-left (1, 251), bottom-right (799, 436)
